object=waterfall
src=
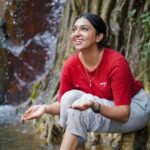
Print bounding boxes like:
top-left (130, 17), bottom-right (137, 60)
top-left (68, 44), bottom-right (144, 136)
top-left (0, 0), bottom-right (66, 104)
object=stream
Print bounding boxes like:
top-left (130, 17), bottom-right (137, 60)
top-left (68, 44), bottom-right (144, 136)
top-left (0, 105), bottom-right (60, 150)
top-left (0, 124), bottom-right (60, 150)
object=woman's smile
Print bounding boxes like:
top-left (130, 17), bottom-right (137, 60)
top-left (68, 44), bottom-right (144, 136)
top-left (73, 38), bottom-right (85, 45)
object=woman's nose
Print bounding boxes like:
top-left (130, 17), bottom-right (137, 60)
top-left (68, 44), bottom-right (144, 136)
top-left (74, 29), bottom-right (81, 36)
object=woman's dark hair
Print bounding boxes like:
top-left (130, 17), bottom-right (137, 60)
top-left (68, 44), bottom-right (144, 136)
top-left (73, 13), bottom-right (107, 48)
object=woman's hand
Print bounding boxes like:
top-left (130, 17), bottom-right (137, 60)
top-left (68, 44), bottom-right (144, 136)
top-left (22, 105), bottom-right (47, 121)
top-left (70, 100), bottom-right (94, 111)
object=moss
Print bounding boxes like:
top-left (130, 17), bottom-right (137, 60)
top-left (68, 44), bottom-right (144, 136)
top-left (30, 81), bottom-right (41, 101)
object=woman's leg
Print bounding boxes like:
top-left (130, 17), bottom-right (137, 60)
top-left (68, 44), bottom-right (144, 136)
top-left (60, 128), bottom-right (78, 150)
top-left (59, 90), bottom-right (92, 150)
top-left (59, 89), bottom-right (150, 149)
top-left (61, 95), bottom-right (112, 150)
top-left (60, 128), bottom-right (85, 150)
top-left (59, 90), bottom-right (84, 128)
top-left (59, 91), bottom-right (114, 149)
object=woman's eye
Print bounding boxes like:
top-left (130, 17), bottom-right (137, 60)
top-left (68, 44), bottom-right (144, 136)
top-left (72, 27), bottom-right (76, 32)
top-left (82, 27), bottom-right (88, 31)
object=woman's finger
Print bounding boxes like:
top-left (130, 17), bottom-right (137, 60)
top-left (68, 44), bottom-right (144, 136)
top-left (23, 107), bottom-right (33, 116)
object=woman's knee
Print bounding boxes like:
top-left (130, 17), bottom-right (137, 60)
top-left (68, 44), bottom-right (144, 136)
top-left (67, 108), bottom-right (93, 130)
top-left (59, 90), bottom-right (84, 126)
top-left (60, 90), bottom-right (84, 106)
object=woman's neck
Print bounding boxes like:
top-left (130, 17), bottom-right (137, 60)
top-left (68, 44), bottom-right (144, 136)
top-left (79, 47), bottom-right (104, 71)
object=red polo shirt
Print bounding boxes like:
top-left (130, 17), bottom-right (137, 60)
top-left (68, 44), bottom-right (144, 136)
top-left (58, 48), bottom-right (143, 105)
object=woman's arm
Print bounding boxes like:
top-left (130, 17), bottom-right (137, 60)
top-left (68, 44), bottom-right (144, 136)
top-left (99, 103), bottom-right (130, 122)
top-left (44, 101), bottom-right (60, 115)
top-left (22, 101), bottom-right (60, 121)
top-left (71, 100), bottom-right (130, 123)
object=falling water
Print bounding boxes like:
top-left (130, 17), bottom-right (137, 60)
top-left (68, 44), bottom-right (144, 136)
top-left (0, 0), bottom-right (65, 104)
top-left (0, 0), bottom-right (65, 149)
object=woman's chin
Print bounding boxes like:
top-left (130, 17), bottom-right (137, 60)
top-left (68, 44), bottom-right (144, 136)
top-left (74, 46), bottom-right (85, 51)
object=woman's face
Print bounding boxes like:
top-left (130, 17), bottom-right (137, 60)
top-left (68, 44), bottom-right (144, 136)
top-left (71, 17), bottom-right (101, 51)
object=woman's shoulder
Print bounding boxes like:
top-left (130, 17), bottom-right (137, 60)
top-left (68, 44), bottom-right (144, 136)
top-left (104, 48), bottom-right (128, 65)
top-left (103, 48), bottom-right (129, 69)
top-left (104, 48), bottom-right (125, 60)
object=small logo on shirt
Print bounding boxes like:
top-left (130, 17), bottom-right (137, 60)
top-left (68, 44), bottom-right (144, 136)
top-left (76, 84), bottom-right (79, 87)
top-left (100, 82), bottom-right (107, 87)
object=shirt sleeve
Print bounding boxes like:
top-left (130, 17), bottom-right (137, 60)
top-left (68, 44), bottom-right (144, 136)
top-left (57, 61), bottom-right (74, 102)
top-left (110, 58), bottom-right (132, 105)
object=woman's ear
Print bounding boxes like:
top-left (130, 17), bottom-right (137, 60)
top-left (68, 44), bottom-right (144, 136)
top-left (96, 33), bottom-right (104, 42)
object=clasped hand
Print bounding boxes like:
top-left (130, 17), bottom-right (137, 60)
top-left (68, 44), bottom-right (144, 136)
top-left (70, 100), bottom-right (94, 111)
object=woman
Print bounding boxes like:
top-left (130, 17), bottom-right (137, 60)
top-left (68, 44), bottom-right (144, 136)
top-left (22, 13), bottom-right (150, 150)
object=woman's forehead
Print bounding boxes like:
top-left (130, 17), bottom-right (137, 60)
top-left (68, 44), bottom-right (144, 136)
top-left (73, 17), bottom-right (92, 27)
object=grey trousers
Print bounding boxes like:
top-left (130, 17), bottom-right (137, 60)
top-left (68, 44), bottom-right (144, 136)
top-left (59, 89), bottom-right (150, 143)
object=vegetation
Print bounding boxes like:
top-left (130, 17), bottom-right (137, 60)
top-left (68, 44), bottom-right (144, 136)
top-left (139, 11), bottom-right (150, 93)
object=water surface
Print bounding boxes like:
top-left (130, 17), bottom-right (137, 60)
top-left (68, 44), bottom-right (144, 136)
top-left (0, 124), bottom-right (60, 150)
top-left (0, 105), bottom-right (60, 150)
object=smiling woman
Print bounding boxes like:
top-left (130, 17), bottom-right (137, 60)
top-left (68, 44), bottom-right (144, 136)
top-left (22, 13), bottom-right (150, 150)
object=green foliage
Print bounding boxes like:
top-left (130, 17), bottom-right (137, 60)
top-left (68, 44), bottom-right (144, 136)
top-left (139, 11), bottom-right (150, 93)
top-left (139, 12), bottom-right (150, 60)
top-left (128, 9), bottom-right (137, 18)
